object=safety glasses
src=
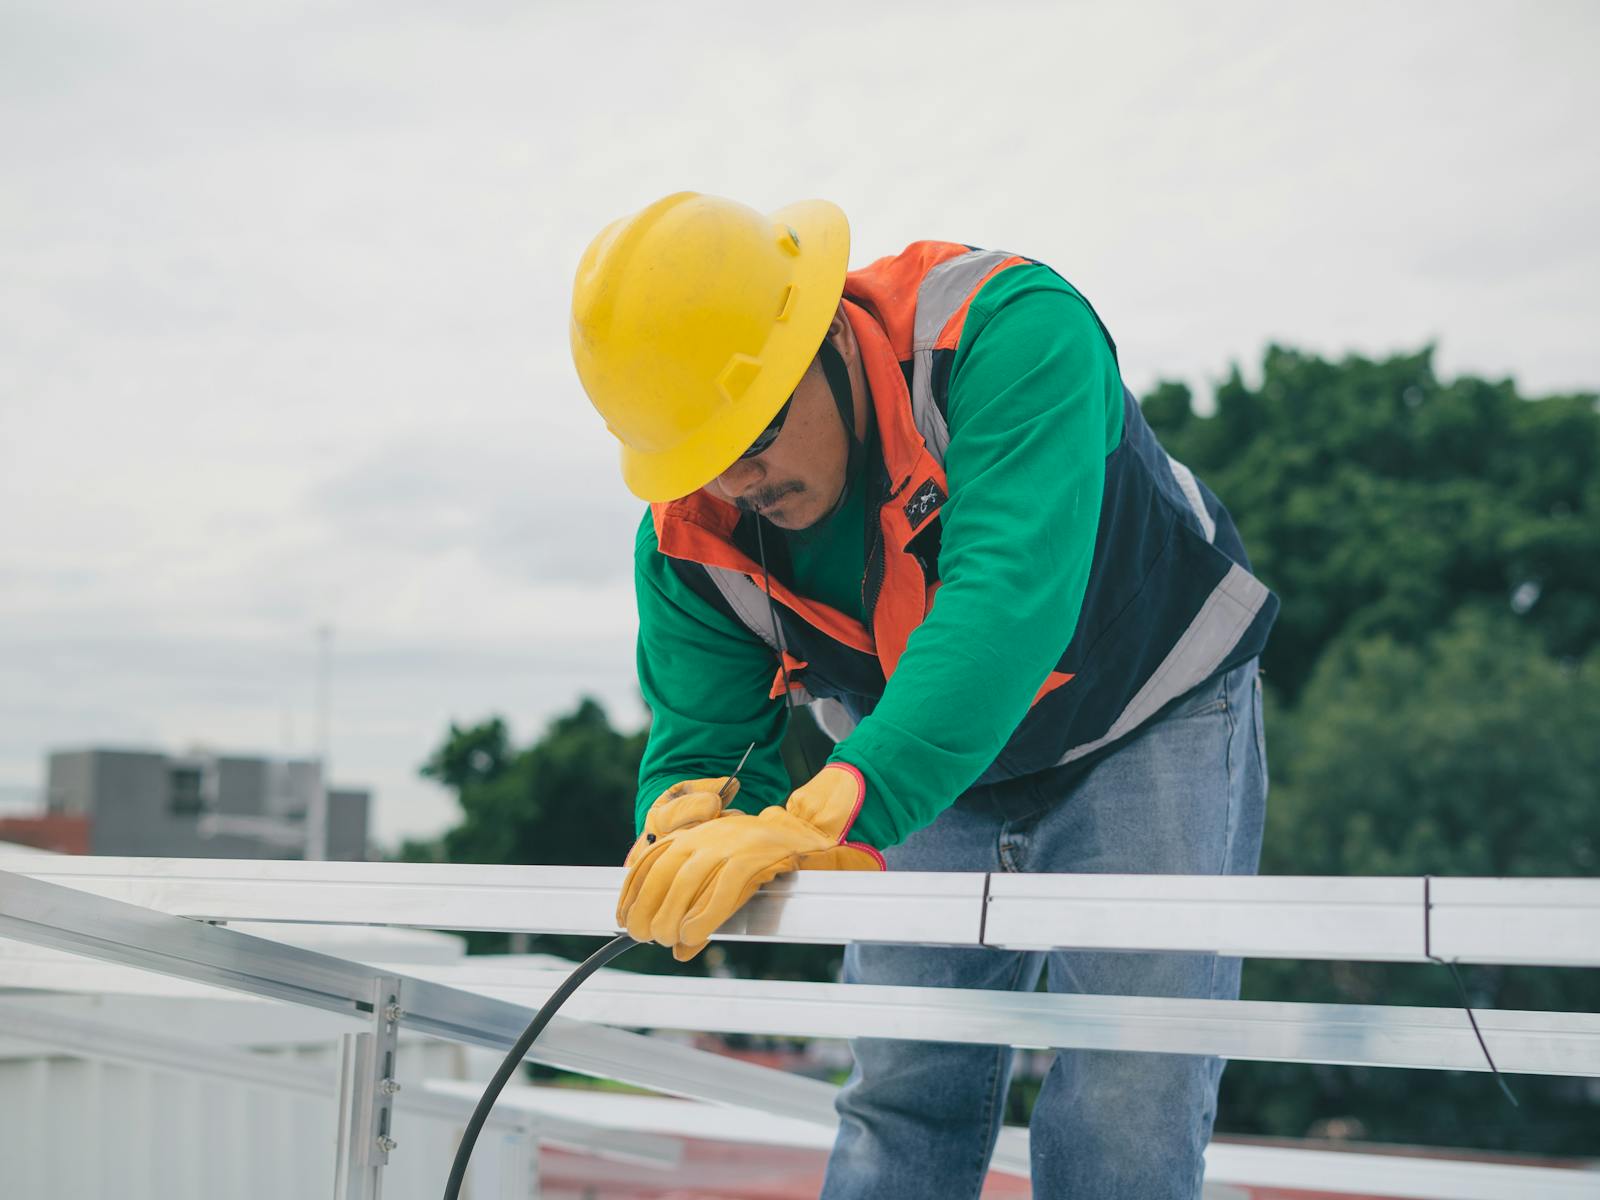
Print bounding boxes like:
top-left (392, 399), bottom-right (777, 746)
top-left (735, 395), bottom-right (794, 460)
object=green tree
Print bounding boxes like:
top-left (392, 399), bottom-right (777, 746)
top-left (419, 717), bottom-right (512, 794)
top-left (410, 699), bottom-right (642, 867)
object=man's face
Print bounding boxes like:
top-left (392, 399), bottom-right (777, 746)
top-left (704, 318), bottom-right (856, 531)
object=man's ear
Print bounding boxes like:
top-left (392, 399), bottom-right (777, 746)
top-left (825, 302), bottom-right (858, 359)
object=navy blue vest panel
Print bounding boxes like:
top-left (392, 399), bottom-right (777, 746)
top-left (974, 390), bottom-right (1276, 782)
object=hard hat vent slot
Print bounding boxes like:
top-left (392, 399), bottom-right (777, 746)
top-left (775, 284), bottom-right (797, 322)
top-left (717, 354), bottom-right (762, 405)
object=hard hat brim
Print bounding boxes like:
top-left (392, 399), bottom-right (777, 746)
top-left (619, 199), bottom-right (851, 503)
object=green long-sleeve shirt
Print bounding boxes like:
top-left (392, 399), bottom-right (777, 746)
top-left (633, 264), bottom-right (1125, 848)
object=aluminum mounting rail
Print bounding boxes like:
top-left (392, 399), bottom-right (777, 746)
top-left (0, 999), bottom-right (680, 1169)
top-left (396, 965), bottom-right (1600, 1078)
top-left (8, 948), bottom-right (1598, 1079)
top-left (0, 868), bottom-right (845, 1139)
top-left (7, 856), bottom-right (1598, 966)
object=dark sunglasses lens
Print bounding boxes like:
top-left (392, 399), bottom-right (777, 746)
top-left (739, 397), bottom-right (792, 459)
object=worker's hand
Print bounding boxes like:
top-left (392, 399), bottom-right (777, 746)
top-left (624, 777), bottom-right (738, 867)
top-left (616, 764), bottom-right (884, 961)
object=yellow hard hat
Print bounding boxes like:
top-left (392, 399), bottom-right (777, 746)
top-left (570, 192), bottom-right (850, 502)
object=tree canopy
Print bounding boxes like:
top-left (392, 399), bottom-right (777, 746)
top-left (408, 699), bottom-right (640, 867)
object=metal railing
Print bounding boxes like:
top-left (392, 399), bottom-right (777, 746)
top-left (2, 857), bottom-right (1597, 1199)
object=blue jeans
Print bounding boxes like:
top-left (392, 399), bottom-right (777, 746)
top-left (820, 659), bottom-right (1267, 1200)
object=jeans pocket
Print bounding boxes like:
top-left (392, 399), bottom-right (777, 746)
top-left (1162, 672), bottom-right (1231, 721)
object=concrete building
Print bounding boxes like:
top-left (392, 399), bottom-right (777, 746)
top-left (37, 748), bottom-right (370, 860)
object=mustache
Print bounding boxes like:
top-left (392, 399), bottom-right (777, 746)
top-left (733, 481), bottom-right (805, 512)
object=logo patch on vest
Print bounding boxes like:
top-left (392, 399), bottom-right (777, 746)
top-left (902, 479), bottom-right (947, 527)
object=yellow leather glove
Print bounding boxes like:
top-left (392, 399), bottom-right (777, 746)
top-left (624, 772), bottom-right (884, 873)
top-left (616, 763), bottom-right (885, 961)
top-left (624, 777), bottom-right (737, 867)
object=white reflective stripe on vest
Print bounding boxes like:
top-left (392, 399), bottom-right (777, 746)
top-left (1166, 454), bottom-right (1218, 543)
top-left (908, 249), bottom-right (1017, 465)
top-left (705, 563), bottom-right (785, 653)
top-left (702, 563), bottom-right (820, 706)
top-left (1055, 564), bottom-right (1270, 767)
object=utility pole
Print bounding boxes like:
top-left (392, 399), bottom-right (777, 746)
top-left (307, 624), bottom-right (333, 861)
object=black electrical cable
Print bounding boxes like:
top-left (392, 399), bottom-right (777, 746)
top-left (753, 328), bottom-right (858, 772)
top-left (441, 933), bottom-right (639, 1199)
top-left (1431, 955), bottom-right (1520, 1108)
top-left (755, 517), bottom-right (818, 781)
top-left (754, 518), bottom-right (792, 701)
top-left (1423, 875), bottom-right (1519, 1108)
top-left (817, 338), bottom-right (864, 524)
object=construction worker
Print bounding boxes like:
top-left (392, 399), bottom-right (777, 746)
top-left (570, 192), bottom-right (1275, 1199)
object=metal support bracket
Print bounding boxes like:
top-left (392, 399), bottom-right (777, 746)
top-left (498, 1117), bottom-right (541, 1200)
top-left (334, 975), bottom-right (404, 1200)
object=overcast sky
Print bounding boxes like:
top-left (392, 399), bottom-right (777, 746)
top-left (2, 0), bottom-right (1596, 847)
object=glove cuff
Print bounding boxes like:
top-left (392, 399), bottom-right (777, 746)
top-left (786, 763), bottom-right (885, 869)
